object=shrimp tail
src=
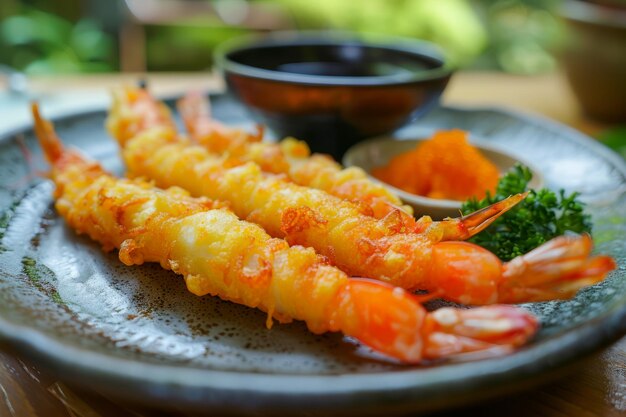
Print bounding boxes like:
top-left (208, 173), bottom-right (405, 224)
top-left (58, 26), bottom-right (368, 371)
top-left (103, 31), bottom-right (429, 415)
top-left (427, 233), bottom-right (615, 305)
top-left (107, 86), bottom-right (176, 146)
top-left (32, 104), bottom-right (108, 199)
top-left (178, 92), bottom-right (265, 145)
top-left (328, 278), bottom-right (537, 363)
top-left (31, 102), bottom-right (64, 163)
top-left (500, 234), bottom-right (616, 303)
top-left (177, 91), bottom-right (211, 138)
top-left (423, 305), bottom-right (538, 360)
top-left (415, 192), bottom-right (528, 241)
top-left (455, 192), bottom-right (528, 237)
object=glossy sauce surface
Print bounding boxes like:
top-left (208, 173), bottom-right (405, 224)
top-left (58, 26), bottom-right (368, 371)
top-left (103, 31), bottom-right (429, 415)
top-left (227, 43), bottom-right (441, 79)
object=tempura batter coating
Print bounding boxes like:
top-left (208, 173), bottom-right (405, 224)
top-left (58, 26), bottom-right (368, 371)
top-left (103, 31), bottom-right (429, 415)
top-left (111, 126), bottom-right (615, 304)
top-left (177, 91), bottom-right (412, 218)
top-left (65, 177), bottom-right (345, 331)
top-left (119, 128), bottom-right (432, 287)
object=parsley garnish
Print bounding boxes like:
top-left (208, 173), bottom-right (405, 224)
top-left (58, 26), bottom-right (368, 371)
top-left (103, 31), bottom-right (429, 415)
top-left (461, 164), bottom-right (592, 261)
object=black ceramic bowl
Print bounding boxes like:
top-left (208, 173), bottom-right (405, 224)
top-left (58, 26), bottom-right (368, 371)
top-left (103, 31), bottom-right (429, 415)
top-left (216, 33), bottom-right (453, 159)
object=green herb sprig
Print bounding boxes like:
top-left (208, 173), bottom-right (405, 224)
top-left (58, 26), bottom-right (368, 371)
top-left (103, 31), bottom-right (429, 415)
top-left (461, 164), bottom-right (592, 261)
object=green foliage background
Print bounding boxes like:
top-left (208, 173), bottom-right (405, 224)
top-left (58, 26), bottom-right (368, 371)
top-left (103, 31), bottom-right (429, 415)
top-left (0, 0), bottom-right (564, 74)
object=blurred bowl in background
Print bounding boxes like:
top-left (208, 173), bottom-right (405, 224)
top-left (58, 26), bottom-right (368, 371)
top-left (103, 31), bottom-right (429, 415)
top-left (216, 32), bottom-right (453, 160)
top-left (343, 136), bottom-right (544, 219)
top-left (559, 0), bottom-right (626, 122)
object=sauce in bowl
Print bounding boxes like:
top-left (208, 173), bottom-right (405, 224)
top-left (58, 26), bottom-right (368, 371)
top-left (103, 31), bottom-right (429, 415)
top-left (217, 33), bottom-right (452, 159)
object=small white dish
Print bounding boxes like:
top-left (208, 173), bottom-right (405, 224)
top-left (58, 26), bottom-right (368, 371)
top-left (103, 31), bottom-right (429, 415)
top-left (343, 136), bottom-right (544, 219)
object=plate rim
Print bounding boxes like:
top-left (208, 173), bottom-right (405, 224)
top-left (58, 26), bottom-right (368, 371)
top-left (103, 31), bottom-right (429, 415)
top-left (0, 294), bottom-right (623, 411)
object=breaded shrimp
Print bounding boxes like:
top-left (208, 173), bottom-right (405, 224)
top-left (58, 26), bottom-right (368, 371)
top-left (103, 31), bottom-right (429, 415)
top-left (177, 92), bottom-right (412, 218)
top-left (33, 103), bottom-right (539, 363)
top-left (109, 86), bottom-right (517, 241)
top-left (106, 93), bottom-right (616, 304)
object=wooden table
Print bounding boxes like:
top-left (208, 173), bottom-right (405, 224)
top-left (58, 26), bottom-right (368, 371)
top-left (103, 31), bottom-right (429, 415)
top-left (0, 71), bottom-right (624, 417)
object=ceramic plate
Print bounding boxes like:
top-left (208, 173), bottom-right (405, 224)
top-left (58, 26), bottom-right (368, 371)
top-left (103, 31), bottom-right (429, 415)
top-left (0, 97), bottom-right (624, 416)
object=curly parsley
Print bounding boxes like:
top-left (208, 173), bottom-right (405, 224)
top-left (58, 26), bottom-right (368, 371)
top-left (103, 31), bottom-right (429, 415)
top-left (461, 164), bottom-right (592, 261)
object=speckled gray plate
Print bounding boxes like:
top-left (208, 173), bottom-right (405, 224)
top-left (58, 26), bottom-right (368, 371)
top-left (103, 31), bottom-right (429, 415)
top-left (0, 97), bottom-right (624, 416)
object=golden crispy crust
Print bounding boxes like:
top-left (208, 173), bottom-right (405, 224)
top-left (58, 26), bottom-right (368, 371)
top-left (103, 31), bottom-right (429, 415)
top-left (177, 93), bottom-right (412, 218)
top-left (52, 155), bottom-right (347, 332)
top-left (116, 128), bottom-right (436, 290)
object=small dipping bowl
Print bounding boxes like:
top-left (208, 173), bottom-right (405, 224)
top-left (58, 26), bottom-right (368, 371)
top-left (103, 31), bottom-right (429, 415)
top-left (216, 32), bottom-right (453, 160)
top-left (343, 136), bottom-right (544, 219)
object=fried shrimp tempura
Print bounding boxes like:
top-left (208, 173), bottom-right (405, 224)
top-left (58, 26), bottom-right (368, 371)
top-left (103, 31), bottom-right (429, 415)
top-left (177, 92), bottom-right (412, 218)
top-left (33, 103), bottom-right (540, 364)
top-left (107, 87), bottom-right (615, 305)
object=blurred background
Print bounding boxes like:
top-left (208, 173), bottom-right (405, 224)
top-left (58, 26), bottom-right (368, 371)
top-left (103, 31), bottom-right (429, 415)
top-left (0, 0), bottom-right (568, 74)
top-left (0, 0), bottom-right (624, 154)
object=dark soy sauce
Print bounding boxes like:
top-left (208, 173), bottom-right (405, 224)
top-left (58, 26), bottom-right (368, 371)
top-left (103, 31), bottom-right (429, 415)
top-left (275, 61), bottom-right (426, 77)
